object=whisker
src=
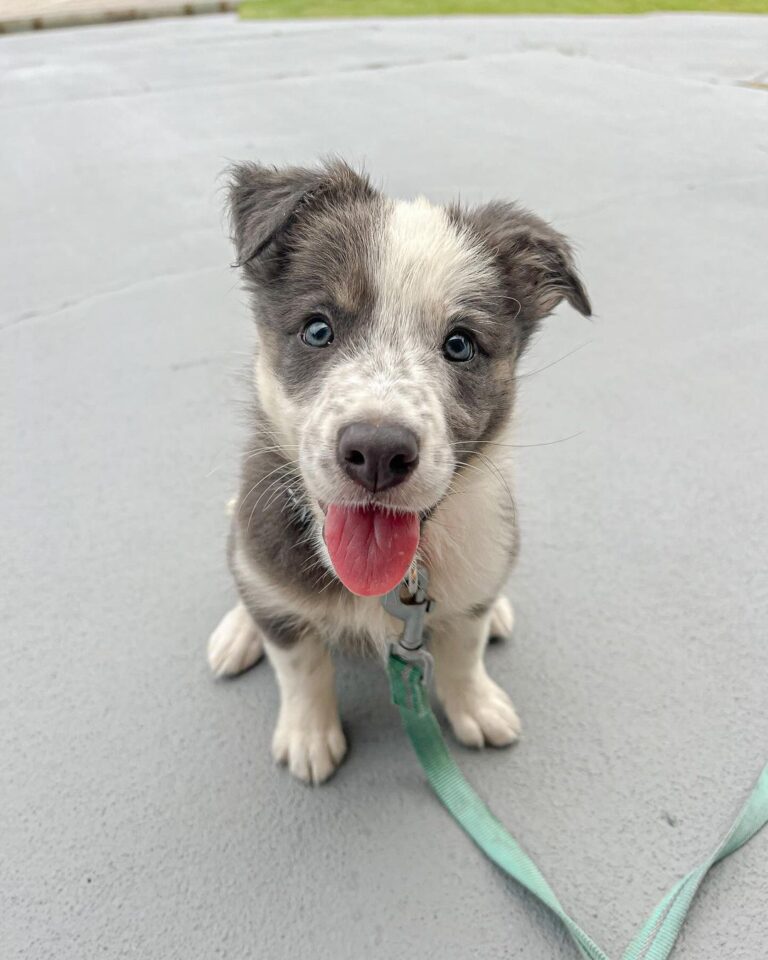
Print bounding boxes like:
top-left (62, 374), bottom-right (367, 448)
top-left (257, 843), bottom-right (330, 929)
top-left (510, 341), bottom-right (592, 384)
top-left (450, 453), bottom-right (516, 518)
top-left (263, 478), bottom-right (299, 512)
top-left (238, 461), bottom-right (295, 514)
top-left (453, 432), bottom-right (583, 451)
top-left (241, 443), bottom-right (302, 463)
top-left (295, 529), bottom-right (321, 551)
top-left (316, 570), bottom-right (339, 594)
top-left (239, 458), bottom-right (301, 505)
top-left (245, 463), bottom-right (301, 532)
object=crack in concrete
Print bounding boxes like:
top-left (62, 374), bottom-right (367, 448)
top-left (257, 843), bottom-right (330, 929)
top-left (0, 49), bottom-right (755, 113)
top-left (1, 263), bottom-right (224, 332)
top-left (0, 50), bottom-right (474, 108)
top-left (170, 354), bottom-right (228, 371)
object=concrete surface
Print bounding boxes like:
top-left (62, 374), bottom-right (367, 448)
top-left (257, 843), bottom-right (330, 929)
top-left (2, 13), bottom-right (767, 960)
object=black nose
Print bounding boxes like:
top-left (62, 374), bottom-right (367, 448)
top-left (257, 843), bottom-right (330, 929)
top-left (337, 421), bottom-right (420, 493)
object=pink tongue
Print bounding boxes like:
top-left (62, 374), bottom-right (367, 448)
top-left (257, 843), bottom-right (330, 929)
top-left (324, 504), bottom-right (420, 597)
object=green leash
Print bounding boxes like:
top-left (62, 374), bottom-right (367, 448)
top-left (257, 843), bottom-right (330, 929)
top-left (383, 575), bottom-right (768, 959)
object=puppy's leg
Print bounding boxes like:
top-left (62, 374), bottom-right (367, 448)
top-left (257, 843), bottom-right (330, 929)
top-left (208, 601), bottom-right (264, 677)
top-left (267, 628), bottom-right (347, 785)
top-left (432, 612), bottom-right (521, 748)
top-left (488, 595), bottom-right (515, 641)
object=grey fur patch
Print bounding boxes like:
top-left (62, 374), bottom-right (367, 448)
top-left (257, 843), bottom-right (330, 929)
top-left (441, 200), bottom-right (590, 449)
top-left (229, 160), bottom-right (382, 400)
top-left (228, 159), bottom-right (377, 275)
top-left (229, 412), bottom-right (345, 607)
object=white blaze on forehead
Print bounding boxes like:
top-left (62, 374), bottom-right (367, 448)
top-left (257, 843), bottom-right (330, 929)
top-left (375, 197), bottom-right (494, 332)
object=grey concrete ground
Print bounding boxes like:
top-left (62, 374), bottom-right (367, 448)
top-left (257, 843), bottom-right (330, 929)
top-left (2, 13), bottom-right (767, 960)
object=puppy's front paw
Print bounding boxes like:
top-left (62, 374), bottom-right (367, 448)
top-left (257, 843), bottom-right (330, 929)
top-left (488, 595), bottom-right (515, 640)
top-left (208, 603), bottom-right (264, 677)
top-left (440, 674), bottom-right (521, 748)
top-left (272, 711), bottom-right (347, 785)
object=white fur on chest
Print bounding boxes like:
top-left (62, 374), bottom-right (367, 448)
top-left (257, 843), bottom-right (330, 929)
top-left (422, 449), bottom-right (514, 612)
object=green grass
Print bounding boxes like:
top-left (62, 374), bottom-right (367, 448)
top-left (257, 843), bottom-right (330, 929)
top-left (240, 0), bottom-right (768, 17)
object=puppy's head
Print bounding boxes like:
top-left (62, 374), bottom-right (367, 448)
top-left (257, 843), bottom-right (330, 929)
top-left (229, 160), bottom-right (590, 595)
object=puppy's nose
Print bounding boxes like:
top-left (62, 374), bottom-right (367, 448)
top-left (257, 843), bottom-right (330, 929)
top-left (337, 421), bottom-right (420, 493)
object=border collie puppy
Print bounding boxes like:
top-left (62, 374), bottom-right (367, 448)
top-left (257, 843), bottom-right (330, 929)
top-left (208, 161), bottom-right (590, 784)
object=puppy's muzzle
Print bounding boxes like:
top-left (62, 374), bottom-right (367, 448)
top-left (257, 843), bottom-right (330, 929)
top-left (337, 421), bottom-right (420, 493)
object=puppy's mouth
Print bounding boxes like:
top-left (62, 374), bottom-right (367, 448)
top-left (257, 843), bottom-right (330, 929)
top-left (321, 503), bottom-right (420, 597)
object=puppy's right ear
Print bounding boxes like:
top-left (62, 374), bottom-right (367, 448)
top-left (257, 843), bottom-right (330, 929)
top-left (227, 160), bottom-right (374, 276)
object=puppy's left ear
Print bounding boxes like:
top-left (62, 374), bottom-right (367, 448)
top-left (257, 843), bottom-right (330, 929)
top-left (462, 201), bottom-right (591, 342)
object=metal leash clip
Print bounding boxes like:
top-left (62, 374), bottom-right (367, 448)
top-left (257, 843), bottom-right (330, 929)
top-left (382, 562), bottom-right (435, 688)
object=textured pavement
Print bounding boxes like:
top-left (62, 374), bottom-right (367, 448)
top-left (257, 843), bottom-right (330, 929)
top-left (2, 14), bottom-right (767, 960)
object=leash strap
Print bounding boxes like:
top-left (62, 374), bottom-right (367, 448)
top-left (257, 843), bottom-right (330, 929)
top-left (388, 653), bottom-right (768, 960)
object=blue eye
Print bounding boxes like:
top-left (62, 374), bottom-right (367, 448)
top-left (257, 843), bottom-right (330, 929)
top-left (443, 330), bottom-right (475, 363)
top-left (301, 315), bottom-right (334, 348)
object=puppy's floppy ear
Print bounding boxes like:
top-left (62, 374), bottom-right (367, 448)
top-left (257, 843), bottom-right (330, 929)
top-left (227, 159), bottom-right (375, 274)
top-left (463, 201), bottom-right (591, 342)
